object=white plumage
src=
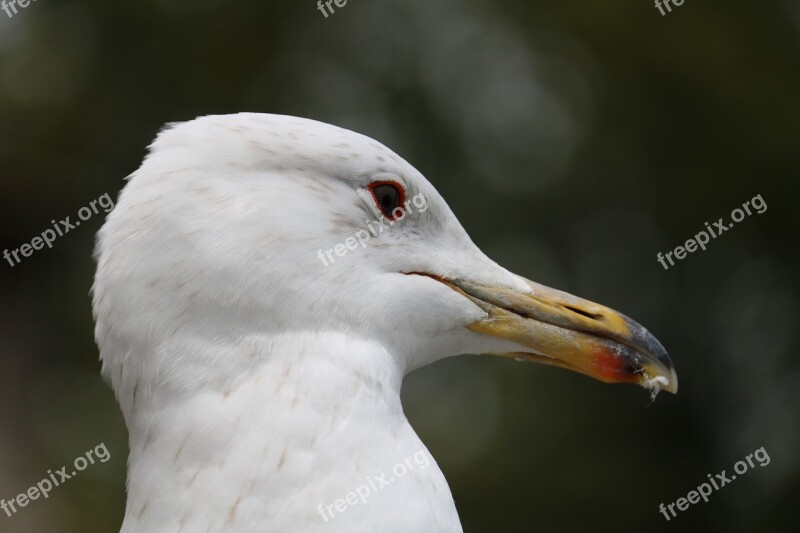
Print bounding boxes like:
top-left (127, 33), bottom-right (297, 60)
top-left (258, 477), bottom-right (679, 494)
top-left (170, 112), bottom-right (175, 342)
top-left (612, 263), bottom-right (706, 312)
top-left (93, 113), bottom-right (675, 532)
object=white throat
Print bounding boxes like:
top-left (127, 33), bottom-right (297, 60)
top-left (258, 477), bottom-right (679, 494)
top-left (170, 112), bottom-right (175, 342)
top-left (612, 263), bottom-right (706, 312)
top-left (115, 331), bottom-right (463, 533)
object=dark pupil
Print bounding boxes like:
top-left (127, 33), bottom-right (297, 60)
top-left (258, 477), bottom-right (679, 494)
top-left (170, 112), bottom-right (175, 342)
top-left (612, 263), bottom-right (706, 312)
top-left (374, 185), bottom-right (398, 214)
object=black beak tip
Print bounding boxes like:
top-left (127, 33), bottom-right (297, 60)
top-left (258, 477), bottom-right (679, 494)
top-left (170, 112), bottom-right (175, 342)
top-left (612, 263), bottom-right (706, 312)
top-left (624, 317), bottom-right (676, 373)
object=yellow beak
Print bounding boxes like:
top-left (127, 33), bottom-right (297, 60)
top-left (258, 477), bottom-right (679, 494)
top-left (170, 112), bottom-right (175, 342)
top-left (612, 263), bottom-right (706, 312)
top-left (435, 276), bottom-right (677, 394)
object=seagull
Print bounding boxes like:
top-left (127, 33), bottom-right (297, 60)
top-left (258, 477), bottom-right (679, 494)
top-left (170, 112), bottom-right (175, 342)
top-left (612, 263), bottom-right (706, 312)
top-left (92, 113), bottom-right (677, 533)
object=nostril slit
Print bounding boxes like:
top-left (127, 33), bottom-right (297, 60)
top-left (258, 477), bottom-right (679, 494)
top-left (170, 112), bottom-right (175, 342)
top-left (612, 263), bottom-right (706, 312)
top-left (564, 305), bottom-right (601, 320)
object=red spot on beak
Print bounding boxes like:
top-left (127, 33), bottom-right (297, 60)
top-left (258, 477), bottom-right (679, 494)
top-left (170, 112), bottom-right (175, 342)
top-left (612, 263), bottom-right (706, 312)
top-left (591, 348), bottom-right (639, 384)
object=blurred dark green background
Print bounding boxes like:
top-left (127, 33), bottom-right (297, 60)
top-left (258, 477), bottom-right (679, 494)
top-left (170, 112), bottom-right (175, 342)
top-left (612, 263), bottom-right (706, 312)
top-left (1, 0), bottom-right (798, 532)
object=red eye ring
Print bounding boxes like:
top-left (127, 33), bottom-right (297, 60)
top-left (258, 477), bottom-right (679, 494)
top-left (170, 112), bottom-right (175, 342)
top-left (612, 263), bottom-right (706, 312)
top-left (368, 180), bottom-right (406, 220)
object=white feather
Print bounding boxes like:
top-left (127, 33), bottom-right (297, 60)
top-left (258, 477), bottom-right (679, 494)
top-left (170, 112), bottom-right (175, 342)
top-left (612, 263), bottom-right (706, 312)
top-left (93, 113), bottom-right (528, 532)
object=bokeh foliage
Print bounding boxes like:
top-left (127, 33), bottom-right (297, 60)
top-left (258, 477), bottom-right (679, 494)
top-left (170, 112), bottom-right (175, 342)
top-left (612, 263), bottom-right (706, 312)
top-left (1, 0), bottom-right (798, 531)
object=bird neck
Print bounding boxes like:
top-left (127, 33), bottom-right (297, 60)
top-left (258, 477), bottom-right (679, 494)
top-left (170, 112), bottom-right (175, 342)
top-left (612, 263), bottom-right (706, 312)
top-left (117, 331), bottom-right (461, 532)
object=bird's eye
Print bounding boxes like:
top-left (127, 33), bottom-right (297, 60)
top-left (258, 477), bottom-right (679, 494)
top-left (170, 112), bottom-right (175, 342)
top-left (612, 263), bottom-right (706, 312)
top-left (368, 181), bottom-right (406, 220)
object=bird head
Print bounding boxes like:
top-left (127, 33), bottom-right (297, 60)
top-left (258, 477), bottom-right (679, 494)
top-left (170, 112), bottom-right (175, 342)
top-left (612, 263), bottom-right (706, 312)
top-left (93, 113), bottom-right (676, 404)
